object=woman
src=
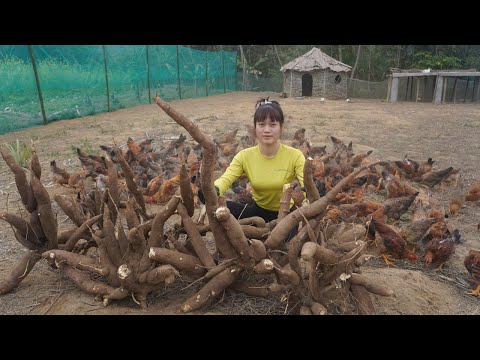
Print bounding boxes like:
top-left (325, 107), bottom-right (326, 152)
top-left (213, 97), bottom-right (305, 228)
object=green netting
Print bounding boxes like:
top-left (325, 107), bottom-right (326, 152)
top-left (105, 45), bottom-right (149, 111)
top-left (179, 46), bottom-right (208, 99)
top-left (148, 45), bottom-right (180, 101)
top-left (33, 45), bottom-right (107, 121)
top-left (0, 45), bottom-right (237, 135)
top-left (223, 51), bottom-right (237, 92)
top-left (0, 45), bottom-right (44, 133)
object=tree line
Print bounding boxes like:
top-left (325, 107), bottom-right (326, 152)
top-left (187, 45), bottom-right (480, 82)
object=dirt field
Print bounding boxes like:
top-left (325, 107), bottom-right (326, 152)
top-left (1, 91), bottom-right (479, 315)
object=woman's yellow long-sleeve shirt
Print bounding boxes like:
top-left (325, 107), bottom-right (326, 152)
top-left (214, 143), bottom-right (305, 211)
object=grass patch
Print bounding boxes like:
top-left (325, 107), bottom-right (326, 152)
top-left (70, 137), bottom-right (99, 156)
top-left (3, 139), bottom-right (33, 168)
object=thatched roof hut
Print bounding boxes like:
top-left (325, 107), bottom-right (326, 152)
top-left (280, 47), bottom-right (351, 99)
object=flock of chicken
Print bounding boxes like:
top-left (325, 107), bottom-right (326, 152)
top-left (49, 127), bottom-right (480, 297)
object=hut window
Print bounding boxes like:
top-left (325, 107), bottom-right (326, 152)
top-left (335, 75), bottom-right (342, 84)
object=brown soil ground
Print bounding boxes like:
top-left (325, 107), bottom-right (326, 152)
top-left (0, 91), bottom-right (479, 315)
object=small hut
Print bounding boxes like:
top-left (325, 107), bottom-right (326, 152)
top-left (280, 47), bottom-right (351, 99)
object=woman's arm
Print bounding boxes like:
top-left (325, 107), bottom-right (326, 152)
top-left (214, 154), bottom-right (244, 195)
top-left (294, 152), bottom-right (306, 188)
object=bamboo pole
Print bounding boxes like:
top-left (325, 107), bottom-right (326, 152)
top-left (28, 45), bottom-right (47, 125)
top-left (102, 45), bottom-right (110, 112)
top-left (176, 45), bottom-right (182, 99)
top-left (146, 45), bottom-right (151, 104)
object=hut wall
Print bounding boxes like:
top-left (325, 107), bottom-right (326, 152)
top-left (283, 69), bottom-right (348, 99)
top-left (318, 69), bottom-right (348, 99)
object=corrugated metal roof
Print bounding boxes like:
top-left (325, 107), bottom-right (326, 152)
top-left (280, 47), bottom-right (352, 73)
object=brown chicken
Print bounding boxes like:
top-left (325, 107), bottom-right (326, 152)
top-left (330, 136), bottom-right (345, 151)
top-left (367, 205), bottom-right (386, 223)
top-left (349, 150), bottom-right (373, 168)
top-left (383, 192), bottom-right (419, 220)
top-left (291, 180), bottom-right (306, 208)
top-left (364, 168), bottom-right (383, 191)
top-left (50, 160), bottom-right (85, 192)
top-left (50, 160), bottom-right (70, 186)
top-left (394, 157), bottom-right (417, 179)
top-left (422, 217), bottom-right (458, 251)
top-left (186, 148), bottom-right (199, 168)
top-left (464, 249), bottom-right (480, 296)
top-left (147, 174), bottom-right (181, 204)
top-left (449, 176), bottom-right (464, 215)
top-left (370, 218), bottom-right (418, 266)
top-left (415, 158), bottom-right (435, 178)
top-left (309, 145), bottom-right (327, 157)
top-left (311, 156), bottom-right (325, 178)
top-left (400, 217), bottom-right (436, 248)
top-left (217, 142), bottom-right (239, 157)
top-left (381, 161), bottom-right (401, 179)
top-left (239, 134), bottom-right (255, 149)
top-left (293, 128), bottom-right (306, 141)
top-left (465, 180), bottom-right (480, 202)
top-left (423, 229), bottom-right (460, 270)
top-left (355, 200), bottom-right (383, 218)
top-left (138, 138), bottom-right (154, 152)
top-left (127, 137), bottom-right (142, 154)
top-left (382, 170), bottom-right (418, 199)
top-left (76, 148), bottom-right (107, 178)
top-left (144, 172), bottom-right (166, 196)
top-left (441, 168), bottom-right (460, 187)
top-left (297, 140), bottom-right (310, 157)
top-left (417, 167), bottom-right (454, 187)
top-left (215, 129), bottom-right (238, 144)
top-left (330, 200), bottom-right (381, 222)
top-left (335, 185), bottom-right (366, 205)
top-left (346, 141), bottom-right (354, 159)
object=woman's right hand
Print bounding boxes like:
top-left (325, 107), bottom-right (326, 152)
top-left (197, 186), bottom-right (220, 204)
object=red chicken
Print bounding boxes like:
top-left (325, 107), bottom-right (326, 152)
top-left (370, 218), bottom-right (418, 266)
top-left (424, 230), bottom-right (460, 270)
top-left (464, 249), bottom-right (480, 297)
top-left (465, 180), bottom-right (480, 202)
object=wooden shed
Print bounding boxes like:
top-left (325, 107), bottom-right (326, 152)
top-left (280, 47), bottom-right (352, 99)
top-left (387, 69), bottom-right (480, 104)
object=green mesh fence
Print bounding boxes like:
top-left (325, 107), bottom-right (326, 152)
top-left (0, 45), bottom-right (44, 133)
top-left (0, 45), bottom-right (237, 135)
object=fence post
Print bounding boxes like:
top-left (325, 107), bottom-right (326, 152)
top-left (434, 75), bottom-right (444, 105)
top-left (205, 51), bottom-right (209, 96)
top-left (102, 45), bottom-right (111, 112)
top-left (176, 45), bottom-right (182, 99)
top-left (464, 77), bottom-right (470, 103)
top-left (390, 77), bottom-right (399, 103)
top-left (146, 45), bottom-right (151, 104)
top-left (221, 45), bottom-right (226, 93)
top-left (27, 45), bottom-right (47, 125)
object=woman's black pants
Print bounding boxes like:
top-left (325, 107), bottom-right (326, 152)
top-left (226, 201), bottom-right (298, 241)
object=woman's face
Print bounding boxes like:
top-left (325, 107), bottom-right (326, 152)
top-left (255, 116), bottom-right (282, 145)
